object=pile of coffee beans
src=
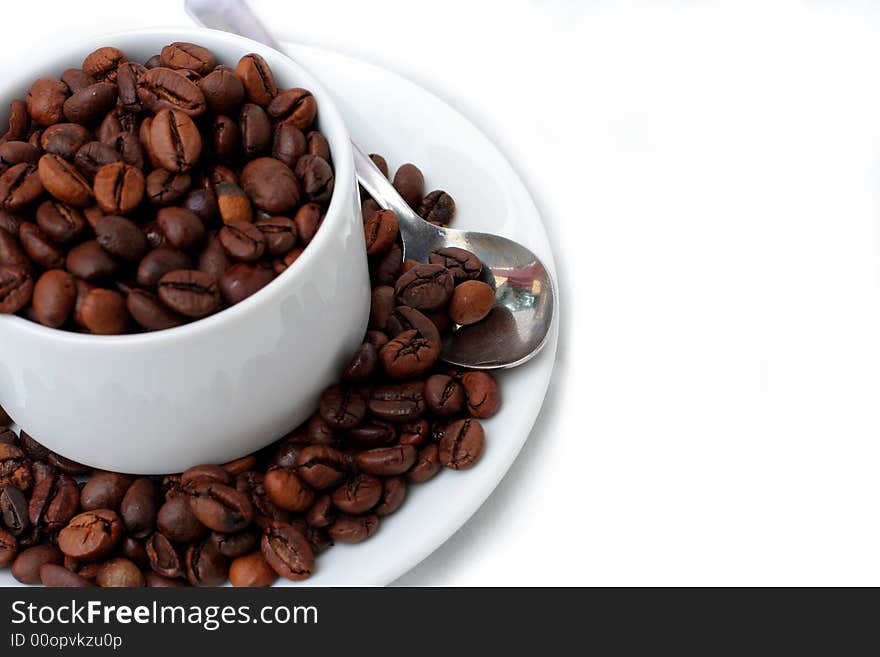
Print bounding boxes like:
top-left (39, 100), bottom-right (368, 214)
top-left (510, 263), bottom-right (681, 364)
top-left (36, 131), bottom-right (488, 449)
top-left (0, 148), bottom-right (504, 586)
top-left (0, 42), bottom-right (335, 333)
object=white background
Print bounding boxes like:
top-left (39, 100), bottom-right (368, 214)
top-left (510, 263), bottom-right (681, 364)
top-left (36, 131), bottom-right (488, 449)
top-left (7, 0), bottom-right (880, 585)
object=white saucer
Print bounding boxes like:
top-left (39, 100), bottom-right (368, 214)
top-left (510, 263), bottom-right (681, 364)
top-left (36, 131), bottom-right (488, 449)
top-left (0, 44), bottom-right (559, 587)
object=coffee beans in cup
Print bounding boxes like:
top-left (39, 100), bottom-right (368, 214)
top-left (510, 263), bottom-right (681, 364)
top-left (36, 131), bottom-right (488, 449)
top-left (0, 42), bottom-right (334, 334)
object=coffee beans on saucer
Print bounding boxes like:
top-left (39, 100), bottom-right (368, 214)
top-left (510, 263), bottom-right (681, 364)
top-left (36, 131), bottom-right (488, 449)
top-left (0, 42), bottom-right (334, 333)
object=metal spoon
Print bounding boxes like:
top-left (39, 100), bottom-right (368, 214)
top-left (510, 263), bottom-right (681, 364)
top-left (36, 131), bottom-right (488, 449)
top-left (186, 0), bottom-right (556, 369)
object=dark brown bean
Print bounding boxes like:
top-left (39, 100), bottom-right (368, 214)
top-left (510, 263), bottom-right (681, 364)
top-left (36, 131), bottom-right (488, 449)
top-left (38, 154), bottom-right (92, 206)
top-left (264, 467), bottom-right (314, 512)
top-left (137, 67), bottom-right (206, 116)
top-left (236, 54), bottom-right (277, 106)
top-left (57, 509), bottom-right (122, 560)
top-left (272, 122), bottom-right (306, 168)
top-left (188, 482), bottom-right (253, 533)
top-left (120, 478), bottom-right (159, 537)
top-left (268, 88), bottom-right (316, 130)
top-left (95, 214), bottom-right (148, 261)
top-left (0, 162), bottom-right (44, 211)
top-left (63, 83), bottom-right (117, 124)
top-left (157, 269), bottom-right (221, 318)
top-left (157, 496), bottom-right (207, 543)
top-left (145, 531), bottom-right (183, 578)
top-left (219, 220), bottom-right (266, 262)
top-left (149, 108), bottom-right (202, 172)
top-left (26, 77), bottom-right (68, 127)
top-left (80, 471), bottom-right (133, 511)
top-left (438, 418), bottom-right (485, 469)
top-left (461, 371), bottom-right (501, 419)
top-left (137, 247), bottom-right (191, 288)
top-left (261, 521), bottom-right (314, 581)
top-left (199, 67), bottom-right (245, 115)
top-left (41, 123), bottom-right (91, 159)
top-left (93, 163), bottom-right (144, 215)
top-left (83, 47), bottom-right (126, 82)
top-left (12, 545), bottom-right (62, 584)
top-left (392, 163), bottom-right (425, 207)
top-left (39, 563), bottom-right (93, 587)
top-left (376, 476), bottom-right (407, 515)
top-left (161, 42), bottom-right (215, 75)
top-left (219, 262), bottom-right (274, 305)
top-left (240, 103), bottom-right (271, 157)
top-left (364, 209), bottom-right (398, 256)
top-left (19, 222), bottom-right (64, 269)
top-left (327, 514), bottom-right (379, 544)
top-left (157, 206), bottom-right (205, 250)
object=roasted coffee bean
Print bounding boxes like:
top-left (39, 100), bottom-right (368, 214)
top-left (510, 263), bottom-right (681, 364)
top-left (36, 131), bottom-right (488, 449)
top-left (79, 288), bottom-right (129, 334)
top-left (428, 246), bottom-right (481, 282)
top-left (35, 200), bottom-right (87, 243)
top-left (369, 154), bottom-right (389, 178)
top-left (60, 68), bottom-right (95, 94)
top-left (178, 465), bottom-right (228, 488)
top-left (74, 141), bottom-right (122, 181)
top-left (185, 536), bottom-right (228, 586)
top-left (26, 77), bottom-right (68, 127)
top-left (80, 471), bottom-right (133, 511)
top-left (306, 414), bottom-right (337, 444)
top-left (63, 83), bottom-right (117, 124)
top-left (327, 514), bottom-right (379, 544)
top-left (293, 202), bottom-right (322, 245)
top-left (41, 123), bottom-right (90, 159)
top-left (39, 563), bottom-right (93, 587)
top-left (126, 288), bottom-right (184, 331)
top-left (0, 443), bottom-right (32, 491)
top-left (331, 474), bottom-right (382, 515)
top-left (0, 263), bottom-right (33, 314)
top-left (307, 131), bottom-right (331, 161)
top-left (116, 61), bottom-right (146, 111)
top-left (161, 42), bottom-right (215, 75)
top-left (136, 247), bottom-right (191, 288)
top-left (213, 529), bottom-right (258, 559)
top-left (0, 228), bottom-right (28, 267)
top-left (145, 169), bottom-right (190, 206)
top-left (347, 419), bottom-right (397, 447)
top-left (319, 385), bottom-right (366, 430)
top-left (240, 103), bottom-right (271, 157)
top-left (395, 263), bottom-right (454, 311)
top-left (418, 190), bottom-right (456, 225)
top-left (157, 269), bottom-right (220, 318)
top-left (47, 452), bottom-right (90, 476)
top-left (183, 188), bottom-right (219, 225)
top-left (305, 495), bottom-right (336, 528)
top-left (392, 163), bottom-right (425, 207)
top-left (199, 67), bottom-right (245, 115)
top-left (355, 445), bottom-right (417, 476)
top-left (294, 445), bottom-right (349, 490)
top-left (275, 246), bottom-right (304, 273)
top-left (157, 496), bottom-right (207, 543)
top-left (0, 141), bottom-right (40, 175)
top-left (424, 374), bottom-right (465, 416)
top-left (407, 444), bottom-right (442, 483)
top-left (0, 210), bottom-right (20, 235)
top-left (12, 545), bottom-right (62, 584)
top-left (252, 216), bottom-right (296, 256)
top-left (4, 100), bottom-right (30, 142)
top-left (18, 431), bottom-right (49, 462)
top-left (95, 215), bottom-right (148, 262)
top-left (294, 154), bottom-right (334, 203)
top-left (368, 285), bottom-right (397, 331)
top-left (449, 280), bottom-right (494, 325)
top-left (264, 467), bottom-right (314, 512)
top-left (380, 328), bottom-right (441, 379)
top-left (188, 482), bottom-right (253, 533)
top-left (120, 478), bottom-right (159, 537)
top-left (38, 154), bottom-right (92, 206)
top-left (219, 261), bottom-right (274, 305)
top-left (216, 181), bottom-right (252, 224)
top-left (120, 536), bottom-right (149, 569)
top-left (219, 220), bottom-right (265, 262)
top-left (461, 371), bottom-right (501, 419)
top-left (364, 209), bottom-right (398, 256)
top-left (145, 572), bottom-right (184, 587)
top-left (137, 67), bottom-right (206, 116)
top-left (342, 342), bottom-right (379, 383)
top-left (196, 233), bottom-right (229, 282)
top-left (0, 162), bottom-right (44, 211)
top-left (97, 557), bottom-right (145, 587)
top-left (145, 531), bottom-right (183, 578)
top-left (142, 220), bottom-right (166, 248)
top-left (93, 163), bottom-right (144, 215)
top-left (0, 427), bottom-right (16, 445)
top-left (370, 242), bottom-right (402, 286)
top-left (367, 382), bottom-right (426, 423)
top-left (229, 551), bottom-right (277, 587)
top-left (235, 471), bottom-right (290, 528)
top-left (0, 484), bottom-right (30, 535)
top-left (66, 240), bottom-right (117, 281)
top-left (375, 477), bottom-right (407, 515)
top-left (439, 418), bottom-right (485, 470)
top-left (150, 108), bottom-right (202, 172)
top-left (0, 527), bottom-right (17, 567)
top-left (19, 222), bottom-right (64, 269)
top-left (386, 306), bottom-right (441, 345)
top-left (272, 122), bottom-right (306, 168)
top-left (222, 455), bottom-right (258, 477)
top-left (29, 473), bottom-right (79, 531)
top-left (156, 206), bottom-right (204, 250)
top-left (208, 115), bottom-right (239, 162)
top-left (268, 88), bottom-right (316, 130)
top-left (57, 509), bottom-right (122, 560)
top-left (241, 157), bottom-right (300, 213)
top-left (236, 54), bottom-right (277, 106)
top-left (261, 521), bottom-right (314, 581)
top-left (83, 47), bottom-right (126, 82)
top-left (117, 131), bottom-right (147, 170)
